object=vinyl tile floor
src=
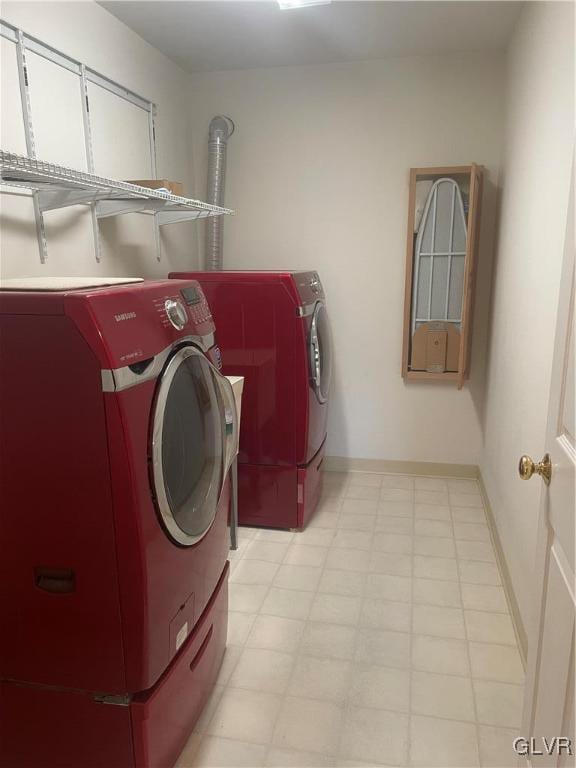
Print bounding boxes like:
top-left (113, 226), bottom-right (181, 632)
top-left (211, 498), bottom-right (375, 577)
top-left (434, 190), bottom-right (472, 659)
top-left (176, 471), bottom-right (524, 768)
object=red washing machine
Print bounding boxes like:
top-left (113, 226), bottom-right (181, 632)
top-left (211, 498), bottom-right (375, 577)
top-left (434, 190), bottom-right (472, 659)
top-left (0, 278), bottom-right (237, 768)
top-left (169, 271), bottom-right (332, 529)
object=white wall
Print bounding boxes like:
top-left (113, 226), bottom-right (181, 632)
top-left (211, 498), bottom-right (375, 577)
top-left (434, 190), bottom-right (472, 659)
top-left (188, 53), bottom-right (506, 464)
top-left (481, 2), bottom-right (574, 639)
top-left (0, 1), bottom-right (200, 279)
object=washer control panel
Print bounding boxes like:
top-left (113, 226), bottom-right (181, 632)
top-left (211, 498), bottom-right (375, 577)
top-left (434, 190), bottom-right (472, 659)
top-left (164, 298), bottom-right (188, 330)
top-left (150, 283), bottom-right (213, 334)
top-left (180, 287), bottom-right (212, 325)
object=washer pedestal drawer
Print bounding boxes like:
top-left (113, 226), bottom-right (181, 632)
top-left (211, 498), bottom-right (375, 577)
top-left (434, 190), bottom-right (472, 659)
top-left (132, 561), bottom-right (229, 767)
top-left (0, 563), bottom-right (229, 768)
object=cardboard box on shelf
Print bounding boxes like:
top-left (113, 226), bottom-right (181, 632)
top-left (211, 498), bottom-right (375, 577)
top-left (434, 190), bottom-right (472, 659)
top-left (126, 179), bottom-right (184, 197)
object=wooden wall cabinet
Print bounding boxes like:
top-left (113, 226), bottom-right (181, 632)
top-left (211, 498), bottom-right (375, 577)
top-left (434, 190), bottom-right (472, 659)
top-left (401, 164), bottom-right (483, 389)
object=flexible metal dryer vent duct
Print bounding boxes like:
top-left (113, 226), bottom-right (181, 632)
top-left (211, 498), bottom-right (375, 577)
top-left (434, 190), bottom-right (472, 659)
top-left (206, 115), bottom-right (235, 270)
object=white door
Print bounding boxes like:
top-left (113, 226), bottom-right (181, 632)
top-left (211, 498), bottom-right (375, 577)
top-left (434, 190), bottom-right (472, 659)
top-left (519, 168), bottom-right (575, 765)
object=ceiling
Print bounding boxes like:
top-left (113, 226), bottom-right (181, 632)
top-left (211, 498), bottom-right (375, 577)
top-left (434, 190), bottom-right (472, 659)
top-left (99, 1), bottom-right (522, 74)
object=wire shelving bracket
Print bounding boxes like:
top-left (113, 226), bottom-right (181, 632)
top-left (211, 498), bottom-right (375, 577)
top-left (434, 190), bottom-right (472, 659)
top-left (0, 151), bottom-right (234, 262)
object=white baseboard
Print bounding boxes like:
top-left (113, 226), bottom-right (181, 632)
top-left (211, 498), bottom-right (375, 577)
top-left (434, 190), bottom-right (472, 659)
top-left (477, 471), bottom-right (528, 666)
top-left (323, 455), bottom-right (478, 478)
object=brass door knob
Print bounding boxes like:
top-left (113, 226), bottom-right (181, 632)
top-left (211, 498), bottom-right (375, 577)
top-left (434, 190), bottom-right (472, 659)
top-left (518, 453), bottom-right (552, 485)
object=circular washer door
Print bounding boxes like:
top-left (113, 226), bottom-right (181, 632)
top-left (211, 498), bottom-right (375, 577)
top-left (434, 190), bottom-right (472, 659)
top-left (151, 345), bottom-right (224, 546)
top-left (309, 302), bottom-right (333, 404)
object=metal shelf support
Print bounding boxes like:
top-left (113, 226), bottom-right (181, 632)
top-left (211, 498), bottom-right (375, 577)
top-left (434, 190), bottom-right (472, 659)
top-left (147, 104), bottom-right (162, 263)
top-left (15, 29), bottom-right (48, 263)
top-left (79, 63), bottom-right (101, 263)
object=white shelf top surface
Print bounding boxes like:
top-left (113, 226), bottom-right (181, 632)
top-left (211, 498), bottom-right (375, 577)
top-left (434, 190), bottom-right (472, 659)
top-left (0, 151), bottom-right (234, 221)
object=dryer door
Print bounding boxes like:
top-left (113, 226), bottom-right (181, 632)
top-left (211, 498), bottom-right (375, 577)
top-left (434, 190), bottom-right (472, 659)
top-left (309, 302), bottom-right (333, 404)
top-left (151, 345), bottom-right (224, 546)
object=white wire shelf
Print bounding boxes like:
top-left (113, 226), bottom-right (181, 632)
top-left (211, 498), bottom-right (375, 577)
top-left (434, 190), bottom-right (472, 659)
top-left (0, 151), bottom-right (234, 225)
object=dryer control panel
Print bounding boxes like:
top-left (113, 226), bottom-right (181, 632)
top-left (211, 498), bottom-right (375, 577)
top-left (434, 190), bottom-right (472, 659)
top-left (294, 271), bottom-right (325, 306)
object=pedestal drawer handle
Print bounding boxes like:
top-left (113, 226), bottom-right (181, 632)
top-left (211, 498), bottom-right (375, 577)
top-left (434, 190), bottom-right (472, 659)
top-left (190, 625), bottom-right (214, 672)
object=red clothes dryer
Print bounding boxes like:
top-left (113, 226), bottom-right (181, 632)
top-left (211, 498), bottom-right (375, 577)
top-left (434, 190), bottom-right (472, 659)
top-left (169, 270), bottom-right (333, 529)
top-left (0, 278), bottom-right (237, 768)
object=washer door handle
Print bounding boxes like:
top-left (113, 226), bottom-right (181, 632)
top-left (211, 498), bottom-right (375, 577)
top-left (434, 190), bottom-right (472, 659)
top-left (211, 368), bottom-right (239, 484)
top-left (311, 336), bottom-right (321, 387)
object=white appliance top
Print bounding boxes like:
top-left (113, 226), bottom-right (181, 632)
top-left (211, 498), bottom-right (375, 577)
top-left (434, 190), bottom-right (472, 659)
top-left (0, 277), bottom-right (144, 291)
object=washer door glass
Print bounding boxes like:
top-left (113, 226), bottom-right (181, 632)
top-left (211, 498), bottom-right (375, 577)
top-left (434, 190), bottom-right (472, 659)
top-left (151, 346), bottom-right (224, 546)
top-left (310, 302), bottom-right (333, 404)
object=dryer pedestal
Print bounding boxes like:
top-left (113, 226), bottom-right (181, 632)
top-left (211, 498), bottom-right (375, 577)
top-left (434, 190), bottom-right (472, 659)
top-left (238, 440), bottom-right (325, 530)
top-left (297, 440), bottom-right (325, 530)
top-left (0, 565), bottom-right (229, 768)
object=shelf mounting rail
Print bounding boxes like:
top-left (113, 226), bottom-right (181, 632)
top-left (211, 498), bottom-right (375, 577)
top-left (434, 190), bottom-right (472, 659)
top-left (1, 18), bottom-right (224, 264)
